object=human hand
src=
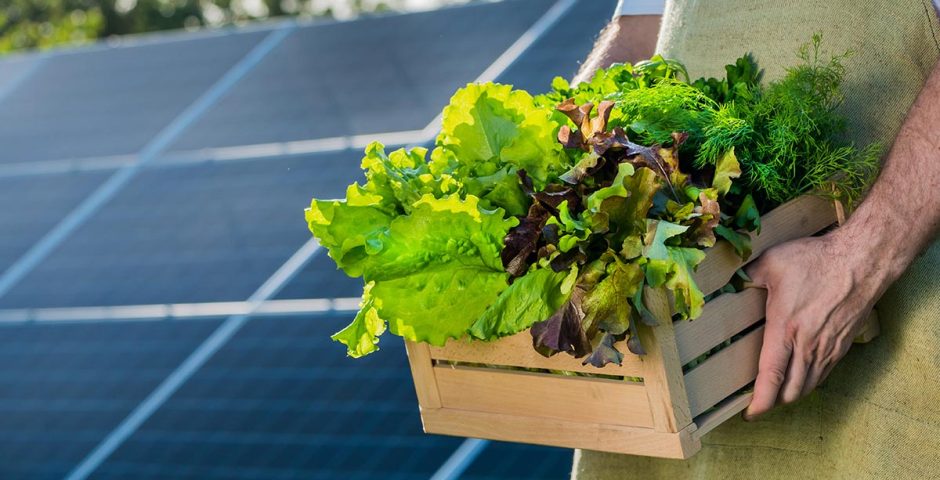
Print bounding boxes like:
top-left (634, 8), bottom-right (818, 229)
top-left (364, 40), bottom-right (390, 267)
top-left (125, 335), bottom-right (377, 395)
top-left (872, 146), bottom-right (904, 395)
top-left (741, 232), bottom-right (887, 421)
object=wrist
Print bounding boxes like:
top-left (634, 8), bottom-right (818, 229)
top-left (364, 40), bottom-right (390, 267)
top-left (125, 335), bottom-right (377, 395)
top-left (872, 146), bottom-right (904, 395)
top-left (827, 212), bottom-right (908, 297)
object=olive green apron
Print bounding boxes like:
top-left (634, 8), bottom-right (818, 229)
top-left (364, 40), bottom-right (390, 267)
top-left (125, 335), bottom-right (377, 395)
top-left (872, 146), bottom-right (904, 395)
top-left (573, 1), bottom-right (940, 478)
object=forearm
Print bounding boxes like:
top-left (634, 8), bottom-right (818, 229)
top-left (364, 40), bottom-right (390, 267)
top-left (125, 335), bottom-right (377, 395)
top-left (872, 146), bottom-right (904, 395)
top-left (572, 15), bottom-right (661, 85)
top-left (833, 60), bottom-right (940, 294)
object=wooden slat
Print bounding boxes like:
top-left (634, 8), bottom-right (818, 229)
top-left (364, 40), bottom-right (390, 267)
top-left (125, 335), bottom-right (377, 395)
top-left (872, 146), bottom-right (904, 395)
top-left (674, 288), bottom-right (767, 365)
top-left (638, 287), bottom-right (693, 433)
top-left (433, 365), bottom-right (654, 428)
top-left (421, 407), bottom-right (701, 459)
top-left (404, 341), bottom-right (442, 409)
top-left (429, 330), bottom-right (644, 377)
top-left (694, 195), bottom-right (837, 296)
top-left (684, 326), bottom-right (764, 417)
top-left (675, 290), bottom-right (878, 365)
top-left (692, 392), bottom-right (753, 440)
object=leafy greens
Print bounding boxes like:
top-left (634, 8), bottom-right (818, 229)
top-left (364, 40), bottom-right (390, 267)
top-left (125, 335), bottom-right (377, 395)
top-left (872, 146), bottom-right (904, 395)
top-left (307, 40), bottom-right (879, 365)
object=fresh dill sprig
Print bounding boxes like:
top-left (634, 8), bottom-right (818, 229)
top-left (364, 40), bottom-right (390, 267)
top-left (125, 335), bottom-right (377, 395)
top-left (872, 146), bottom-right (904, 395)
top-left (692, 34), bottom-right (881, 209)
top-left (610, 79), bottom-right (715, 146)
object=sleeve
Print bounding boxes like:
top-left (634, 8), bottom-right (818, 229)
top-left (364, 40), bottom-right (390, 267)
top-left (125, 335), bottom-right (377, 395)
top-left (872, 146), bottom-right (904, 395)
top-left (613, 0), bottom-right (666, 17)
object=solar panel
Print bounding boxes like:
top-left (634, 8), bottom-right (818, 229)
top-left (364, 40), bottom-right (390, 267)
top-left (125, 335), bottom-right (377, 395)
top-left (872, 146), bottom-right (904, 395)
top-left (0, 55), bottom-right (37, 98)
top-left (496, 0), bottom-right (617, 92)
top-left (461, 442), bottom-right (574, 479)
top-left (0, 319), bottom-right (221, 479)
top-left (91, 314), bottom-right (464, 480)
top-left (0, 171), bottom-right (109, 270)
top-left (274, 252), bottom-right (363, 301)
top-left (0, 1), bottom-right (622, 477)
top-left (0, 29), bottom-right (269, 165)
top-left (0, 152), bottom-right (362, 309)
top-left (165, 0), bottom-right (554, 153)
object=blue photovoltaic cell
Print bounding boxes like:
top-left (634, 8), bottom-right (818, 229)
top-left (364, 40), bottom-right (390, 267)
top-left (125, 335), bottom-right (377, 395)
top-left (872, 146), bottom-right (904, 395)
top-left (0, 319), bottom-right (221, 480)
top-left (166, 0), bottom-right (554, 153)
top-left (274, 251), bottom-right (363, 301)
top-left (0, 54), bottom-right (38, 99)
top-left (0, 152), bottom-right (363, 309)
top-left (462, 442), bottom-right (574, 479)
top-left (0, 171), bottom-right (109, 271)
top-left (0, 29), bottom-right (268, 165)
top-left (497, 0), bottom-right (618, 93)
top-left (90, 314), bottom-right (464, 480)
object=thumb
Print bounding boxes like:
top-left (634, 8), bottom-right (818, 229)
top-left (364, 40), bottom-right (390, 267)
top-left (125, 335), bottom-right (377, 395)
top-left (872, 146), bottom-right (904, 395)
top-left (744, 256), bottom-right (769, 289)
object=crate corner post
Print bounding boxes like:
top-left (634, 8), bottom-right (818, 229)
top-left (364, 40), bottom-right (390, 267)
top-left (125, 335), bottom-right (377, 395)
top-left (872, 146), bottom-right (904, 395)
top-left (638, 287), bottom-right (694, 435)
top-left (677, 422), bottom-right (704, 459)
top-left (404, 340), bottom-right (443, 416)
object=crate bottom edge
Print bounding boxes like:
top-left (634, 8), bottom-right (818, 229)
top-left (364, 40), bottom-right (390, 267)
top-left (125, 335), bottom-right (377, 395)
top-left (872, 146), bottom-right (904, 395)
top-left (419, 407), bottom-right (701, 460)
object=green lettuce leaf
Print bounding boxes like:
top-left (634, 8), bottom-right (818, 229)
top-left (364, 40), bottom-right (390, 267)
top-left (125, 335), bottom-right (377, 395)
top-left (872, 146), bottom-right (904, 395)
top-left (734, 193), bottom-right (762, 233)
top-left (715, 224), bottom-right (753, 260)
top-left (643, 220), bottom-right (706, 319)
top-left (661, 246), bottom-right (707, 319)
top-left (436, 82), bottom-right (567, 188)
top-left (461, 167), bottom-right (530, 217)
top-left (584, 162), bottom-right (639, 233)
top-left (353, 142), bottom-right (460, 213)
top-left (375, 266), bottom-right (510, 346)
top-left (643, 219), bottom-right (688, 259)
top-left (468, 268), bottom-right (574, 340)
top-left (356, 194), bottom-right (514, 280)
top-left (712, 148), bottom-right (742, 196)
top-left (365, 195), bottom-right (517, 346)
top-left (620, 167), bottom-right (662, 235)
top-left (586, 163), bottom-right (634, 212)
top-left (581, 258), bottom-right (644, 336)
top-left (306, 199), bottom-right (392, 278)
top-left (322, 194), bottom-right (518, 351)
top-left (330, 282), bottom-right (384, 358)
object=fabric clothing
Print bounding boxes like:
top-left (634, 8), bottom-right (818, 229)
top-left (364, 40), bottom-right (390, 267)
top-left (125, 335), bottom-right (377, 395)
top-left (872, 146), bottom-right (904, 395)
top-left (614, 0), bottom-right (940, 16)
top-left (574, 1), bottom-right (940, 479)
top-left (614, 0), bottom-right (666, 16)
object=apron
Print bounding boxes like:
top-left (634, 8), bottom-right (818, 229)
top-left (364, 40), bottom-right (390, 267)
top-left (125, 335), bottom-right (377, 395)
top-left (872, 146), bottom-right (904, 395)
top-left (573, 1), bottom-right (940, 478)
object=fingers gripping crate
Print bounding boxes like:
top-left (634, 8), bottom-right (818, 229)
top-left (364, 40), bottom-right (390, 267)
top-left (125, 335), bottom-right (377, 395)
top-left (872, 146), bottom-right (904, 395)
top-left (403, 195), bottom-right (879, 459)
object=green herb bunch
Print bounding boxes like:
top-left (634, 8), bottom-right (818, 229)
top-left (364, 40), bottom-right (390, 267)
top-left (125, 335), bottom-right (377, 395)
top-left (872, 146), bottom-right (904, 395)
top-left (692, 35), bottom-right (881, 208)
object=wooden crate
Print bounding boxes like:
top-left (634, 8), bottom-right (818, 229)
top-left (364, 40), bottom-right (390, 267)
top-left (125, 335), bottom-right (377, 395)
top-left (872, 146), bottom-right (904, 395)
top-left (404, 195), bottom-right (880, 459)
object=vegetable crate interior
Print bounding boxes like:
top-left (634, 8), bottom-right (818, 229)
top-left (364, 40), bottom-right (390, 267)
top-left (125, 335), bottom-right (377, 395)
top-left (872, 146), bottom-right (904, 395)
top-left (405, 195), bottom-right (879, 459)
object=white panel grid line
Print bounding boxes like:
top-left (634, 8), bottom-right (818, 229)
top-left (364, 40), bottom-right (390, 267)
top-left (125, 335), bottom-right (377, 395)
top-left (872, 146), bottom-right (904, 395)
top-left (431, 439), bottom-right (491, 480)
top-left (0, 130), bottom-right (431, 178)
top-left (0, 22), bottom-right (296, 302)
top-left (0, 297), bottom-right (360, 324)
top-left (0, 154), bottom-right (138, 178)
top-left (62, 1), bottom-right (574, 476)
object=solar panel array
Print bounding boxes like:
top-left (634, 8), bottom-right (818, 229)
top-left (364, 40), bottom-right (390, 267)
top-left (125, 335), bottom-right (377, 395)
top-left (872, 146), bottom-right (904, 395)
top-left (0, 0), bottom-right (617, 478)
top-left (0, 320), bottom-right (224, 479)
